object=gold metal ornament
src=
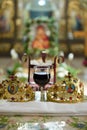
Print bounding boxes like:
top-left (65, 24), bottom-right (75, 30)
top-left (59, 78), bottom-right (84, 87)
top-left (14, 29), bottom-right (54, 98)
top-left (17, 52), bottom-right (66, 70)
top-left (0, 83), bottom-right (5, 99)
top-left (7, 83), bottom-right (35, 102)
top-left (7, 76), bottom-right (20, 95)
top-left (22, 53), bottom-right (28, 63)
top-left (24, 84), bottom-right (35, 101)
top-left (1, 75), bottom-right (35, 102)
top-left (3, 75), bottom-right (20, 95)
top-left (47, 72), bottom-right (84, 103)
top-left (57, 56), bottom-right (64, 64)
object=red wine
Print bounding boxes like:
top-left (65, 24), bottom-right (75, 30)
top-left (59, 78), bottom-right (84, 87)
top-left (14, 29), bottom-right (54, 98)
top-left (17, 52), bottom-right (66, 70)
top-left (33, 72), bottom-right (50, 87)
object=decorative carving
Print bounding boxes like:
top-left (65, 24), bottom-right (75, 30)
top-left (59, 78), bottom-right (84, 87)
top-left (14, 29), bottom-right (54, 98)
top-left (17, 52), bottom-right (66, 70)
top-left (0, 43), bottom-right (11, 52)
top-left (47, 72), bottom-right (84, 103)
top-left (70, 44), bottom-right (84, 53)
top-left (13, 43), bottom-right (24, 53)
top-left (1, 75), bottom-right (35, 102)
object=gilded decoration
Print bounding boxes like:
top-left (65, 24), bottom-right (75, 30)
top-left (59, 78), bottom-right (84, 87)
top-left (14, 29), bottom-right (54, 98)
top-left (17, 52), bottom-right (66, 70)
top-left (59, 43), bottom-right (68, 53)
top-left (13, 43), bottom-right (24, 53)
top-left (70, 44), bottom-right (84, 53)
top-left (67, 0), bottom-right (85, 39)
top-left (47, 72), bottom-right (84, 103)
top-left (0, 0), bottom-right (14, 38)
top-left (0, 43), bottom-right (11, 52)
top-left (1, 75), bottom-right (35, 102)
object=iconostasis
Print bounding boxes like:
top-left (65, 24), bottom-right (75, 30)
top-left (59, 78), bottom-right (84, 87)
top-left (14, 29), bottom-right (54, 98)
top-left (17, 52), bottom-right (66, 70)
top-left (0, 0), bottom-right (86, 57)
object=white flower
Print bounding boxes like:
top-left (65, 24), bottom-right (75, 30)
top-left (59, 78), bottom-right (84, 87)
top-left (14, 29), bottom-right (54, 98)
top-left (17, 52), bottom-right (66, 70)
top-left (10, 49), bottom-right (18, 59)
top-left (15, 72), bottom-right (28, 78)
top-left (57, 66), bottom-right (68, 78)
top-left (68, 53), bottom-right (74, 61)
top-left (59, 51), bottom-right (64, 57)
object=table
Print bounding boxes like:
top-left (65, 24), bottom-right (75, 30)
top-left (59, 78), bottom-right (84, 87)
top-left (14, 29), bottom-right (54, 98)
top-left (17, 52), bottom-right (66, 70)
top-left (0, 97), bottom-right (87, 130)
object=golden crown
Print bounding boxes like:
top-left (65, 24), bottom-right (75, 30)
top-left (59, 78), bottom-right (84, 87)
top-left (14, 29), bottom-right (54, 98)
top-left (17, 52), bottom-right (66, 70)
top-left (0, 72), bottom-right (84, 103)
top-left (47, 72), bottom-right (84, 103)
top-left (1, 75), bottom-right (35, 102)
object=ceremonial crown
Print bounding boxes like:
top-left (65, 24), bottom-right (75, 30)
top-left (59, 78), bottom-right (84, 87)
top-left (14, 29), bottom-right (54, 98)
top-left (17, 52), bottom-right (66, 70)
top-left (47, 72), bottom-right (84, 103)
top-left (1, 75), bottom-right (35, 102)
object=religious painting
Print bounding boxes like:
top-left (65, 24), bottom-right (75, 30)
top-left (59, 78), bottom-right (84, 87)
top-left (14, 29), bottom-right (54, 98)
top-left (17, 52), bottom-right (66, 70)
top-left (67, 0), bottom-right (84, 39)
top-left (24, 17), bottom-right (58, 57)
top-left (32, 25), bottom-right (50, 50)
top-left (0, 0), bottom-right (14, 38)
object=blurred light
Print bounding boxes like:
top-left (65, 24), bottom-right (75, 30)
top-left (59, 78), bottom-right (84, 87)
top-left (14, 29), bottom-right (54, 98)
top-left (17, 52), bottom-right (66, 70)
top-left (59, 51), bottom-right (64, 57)
top-left (59, 1), bottom-right (64, 8)
top-left (38, 0), bottom-right (46, 6)
top-left (18, 2), bottom-right (23, 8)
top-left (71, 11), bottom-right (76, 17)
top-left (84, 84), bottom-right (87, 96)
top-left (10, 49), bottom-right (18, 60)
top-left (68, 53), bottom-right (74, 61)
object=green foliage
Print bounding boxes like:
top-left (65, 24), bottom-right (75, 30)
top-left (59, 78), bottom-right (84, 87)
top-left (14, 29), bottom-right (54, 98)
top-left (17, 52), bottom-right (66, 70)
top-left (0, 116), bottom-right (8, 129)
top-left (23, 17), bottom-right (59, 58)
top-left (0, 116), bottom-right (8, 123)
top-left (6, 62), bottom-right (22, 75)
top-left (68, 117), bottom-right (87, 129)
top-left (61, 63), bottom-right (80, 77)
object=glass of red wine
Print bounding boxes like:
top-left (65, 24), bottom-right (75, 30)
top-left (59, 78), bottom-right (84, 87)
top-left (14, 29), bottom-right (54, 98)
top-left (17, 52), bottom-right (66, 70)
top-left (33, 65), bottom-right (51, 101)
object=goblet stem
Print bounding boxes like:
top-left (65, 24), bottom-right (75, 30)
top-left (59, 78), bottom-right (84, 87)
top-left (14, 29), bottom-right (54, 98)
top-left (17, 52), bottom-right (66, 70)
top-left (40, 86), bottom-right (45, 101)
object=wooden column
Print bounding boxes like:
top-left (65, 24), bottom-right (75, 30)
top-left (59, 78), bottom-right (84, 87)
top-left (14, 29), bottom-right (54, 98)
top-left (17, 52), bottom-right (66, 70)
top-left (65, 0), bottom-right (70, 53)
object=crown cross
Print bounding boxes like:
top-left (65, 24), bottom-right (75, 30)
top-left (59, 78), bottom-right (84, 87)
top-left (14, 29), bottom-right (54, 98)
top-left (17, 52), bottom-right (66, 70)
top-left (66, 72), bottom-right (72, 81)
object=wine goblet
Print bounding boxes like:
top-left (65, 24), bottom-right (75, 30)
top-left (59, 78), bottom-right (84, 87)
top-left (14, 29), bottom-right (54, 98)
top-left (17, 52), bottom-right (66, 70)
top-left (33, 66), bottom-right (50, 101)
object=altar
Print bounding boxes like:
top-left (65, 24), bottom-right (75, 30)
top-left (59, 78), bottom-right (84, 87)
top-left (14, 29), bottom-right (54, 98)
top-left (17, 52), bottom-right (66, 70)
top-left (0, 58), bottom-right (87, 130)
top-left (0, 82), bottom-right (87, 130)
top-left (0, 86), bottom-right (87, 129)
top-left (0, 0), bottom-right (87, 129)
top-left (0, 85), bottom-right (87, 130)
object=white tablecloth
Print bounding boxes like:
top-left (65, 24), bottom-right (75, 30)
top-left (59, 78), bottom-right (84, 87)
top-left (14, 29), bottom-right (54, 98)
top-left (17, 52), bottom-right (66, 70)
top-left (0, 97), bottom-right (87, 116)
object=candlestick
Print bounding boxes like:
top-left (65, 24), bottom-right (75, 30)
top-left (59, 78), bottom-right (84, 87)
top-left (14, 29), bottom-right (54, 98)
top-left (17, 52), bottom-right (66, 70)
top-left (53, 56), bottom-right (64, 83)
top-left (28, 56), bottom-right (31, 83)
top-left (41, 51), bottom-right (47, 63)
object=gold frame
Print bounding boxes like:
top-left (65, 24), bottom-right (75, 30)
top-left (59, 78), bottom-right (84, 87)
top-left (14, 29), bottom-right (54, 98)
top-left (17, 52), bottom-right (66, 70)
top-left (0, 0), bottom-right (14, 38)
top-left (0, 43), bottom-right (11, 53)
